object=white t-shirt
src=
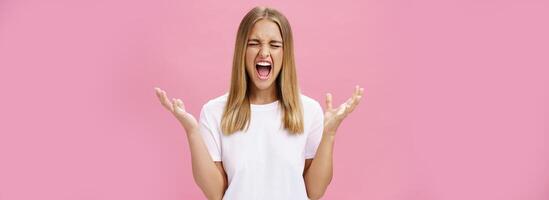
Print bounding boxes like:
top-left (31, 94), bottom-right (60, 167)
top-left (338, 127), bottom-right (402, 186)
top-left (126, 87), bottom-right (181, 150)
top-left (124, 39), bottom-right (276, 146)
top-left (198, 93), bottom-right (324, 200)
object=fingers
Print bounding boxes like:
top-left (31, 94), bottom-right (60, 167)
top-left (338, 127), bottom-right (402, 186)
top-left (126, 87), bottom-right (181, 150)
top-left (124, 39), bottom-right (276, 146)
top-left (325, 93), bottom-right (333, 110)
top-left (347, 85), bottom-right (364, 113)
top-left (177, 99), bottom-right (185, 111)
top-left (172, 98), bottom-right (179, 112)
top-left (172, 98), bottom-right (185, 112)
top-left (339, 86), bottom-right (358, 112)
top-left (162, 91), bottom-right (174, 112)
top-left (154, 87), bottom-right (173, 112)
top-left (154, 87), bottom-right (189, 115)
top-left (339, 85), bottom-right (365, 116)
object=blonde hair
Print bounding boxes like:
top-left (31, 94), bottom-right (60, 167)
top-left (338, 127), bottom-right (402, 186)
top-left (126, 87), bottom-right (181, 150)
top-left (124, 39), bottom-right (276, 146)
top-left (221, 6), bottom-right (304, 135)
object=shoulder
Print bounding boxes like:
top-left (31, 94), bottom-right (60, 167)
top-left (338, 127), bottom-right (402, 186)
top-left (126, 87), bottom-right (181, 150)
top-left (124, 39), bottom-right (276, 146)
top-left (201, 92), bottom-right (229, 114)
top-left (299, 93), bottom-right (323, 115)
top-left (299, 93), bottom-right (324, 130)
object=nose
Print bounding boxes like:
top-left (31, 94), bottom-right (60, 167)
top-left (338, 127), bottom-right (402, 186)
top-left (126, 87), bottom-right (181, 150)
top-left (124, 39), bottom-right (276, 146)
top-left (259, 45), bottom-right (270, 58)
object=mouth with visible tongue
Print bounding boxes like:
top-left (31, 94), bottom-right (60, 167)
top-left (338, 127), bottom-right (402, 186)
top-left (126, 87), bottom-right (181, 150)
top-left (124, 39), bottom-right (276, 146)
top-left (255, 61), bottom-right (272, 80)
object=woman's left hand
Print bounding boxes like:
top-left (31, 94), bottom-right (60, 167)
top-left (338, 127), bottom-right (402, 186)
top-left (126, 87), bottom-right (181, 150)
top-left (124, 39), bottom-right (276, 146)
top-left (323, 85), bottom-right (365, 136)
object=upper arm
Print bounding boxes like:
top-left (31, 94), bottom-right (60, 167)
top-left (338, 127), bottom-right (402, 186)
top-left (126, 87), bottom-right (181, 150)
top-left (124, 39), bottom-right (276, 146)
top-left (303, 158), bottom-right (313, 177)
top-left (305, 102), bottom-right (324, 159)
top-left (199, 104), bottom-right (222, 161)
top-left (215, 161), bottom-right (228, 192)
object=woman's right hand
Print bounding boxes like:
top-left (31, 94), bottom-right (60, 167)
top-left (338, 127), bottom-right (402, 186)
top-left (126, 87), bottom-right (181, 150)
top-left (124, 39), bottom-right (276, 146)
top-left (154, 87), bottom-right (198, 133)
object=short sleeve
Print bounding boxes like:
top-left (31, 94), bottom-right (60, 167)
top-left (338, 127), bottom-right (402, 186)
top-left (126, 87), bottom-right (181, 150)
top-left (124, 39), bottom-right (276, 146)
top-left (304, 102), bottom-right (324, 159)
top-left (198, 103), bottom-right (222, 161)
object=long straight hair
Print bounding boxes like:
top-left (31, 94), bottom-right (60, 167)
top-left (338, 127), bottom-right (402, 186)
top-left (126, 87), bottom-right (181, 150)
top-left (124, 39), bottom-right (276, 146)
top-left (221, 6), bottom-right (304, 135)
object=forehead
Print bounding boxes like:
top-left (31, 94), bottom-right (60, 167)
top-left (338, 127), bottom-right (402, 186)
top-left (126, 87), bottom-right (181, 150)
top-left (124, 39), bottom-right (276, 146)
top-left (248, 19), bottom-right (282, 40)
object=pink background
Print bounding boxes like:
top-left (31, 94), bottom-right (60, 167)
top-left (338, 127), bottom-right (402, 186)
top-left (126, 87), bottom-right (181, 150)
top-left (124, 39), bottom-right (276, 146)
top-left (1, 0), bottom-right (548, 199)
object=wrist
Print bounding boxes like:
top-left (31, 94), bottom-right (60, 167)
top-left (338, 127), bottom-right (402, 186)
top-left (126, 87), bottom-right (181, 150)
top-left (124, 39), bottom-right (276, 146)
top-left (322, 132), bottom-right (336, 141)
top-left (323, 127), bottom-right (337, 137)
top-left (183, 125), bottom-right (200, 136)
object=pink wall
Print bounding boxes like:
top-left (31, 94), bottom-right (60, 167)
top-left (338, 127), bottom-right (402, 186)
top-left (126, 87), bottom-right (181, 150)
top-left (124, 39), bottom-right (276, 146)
top-left (1, 0), bottom-right (547, 199)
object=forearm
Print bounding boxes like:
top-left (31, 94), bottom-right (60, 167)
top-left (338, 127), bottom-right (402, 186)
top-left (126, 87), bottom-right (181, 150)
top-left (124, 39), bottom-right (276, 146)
top-left (185, 127), bottom-right (226, 200)
top-left (304, 130), bottom-right (336, 199)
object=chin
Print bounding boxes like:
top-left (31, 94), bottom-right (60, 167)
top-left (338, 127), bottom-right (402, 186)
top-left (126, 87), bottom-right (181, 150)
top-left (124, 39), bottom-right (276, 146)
top-left (254, 82), bottom-right (274, 90)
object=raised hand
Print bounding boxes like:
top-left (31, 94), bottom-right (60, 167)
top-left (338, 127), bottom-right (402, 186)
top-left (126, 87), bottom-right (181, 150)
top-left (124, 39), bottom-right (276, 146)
top-left (154, 87), bottom-right (198, 133)
top-left (323, 85), bottom-right (365, 136)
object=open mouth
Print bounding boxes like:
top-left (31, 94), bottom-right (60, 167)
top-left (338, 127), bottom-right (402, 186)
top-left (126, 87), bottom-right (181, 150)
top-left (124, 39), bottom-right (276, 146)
top-left (255, 61), bottom-right (272, 80)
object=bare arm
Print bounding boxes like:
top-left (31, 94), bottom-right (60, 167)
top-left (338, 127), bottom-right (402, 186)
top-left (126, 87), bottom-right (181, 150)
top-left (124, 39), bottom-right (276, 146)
top-left (154, 87), bottom-right (228, 200)
top-left (303, 133), bottom-right (335, 200)
top-left (304, 86), bottom-right (364, 199)
top-left (186, 128), bottom-right (228, 200)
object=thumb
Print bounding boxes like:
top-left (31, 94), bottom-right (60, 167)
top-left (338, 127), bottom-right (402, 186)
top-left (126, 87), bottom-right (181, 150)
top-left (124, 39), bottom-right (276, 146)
top-left (325, 93), bottom-right (333, 110)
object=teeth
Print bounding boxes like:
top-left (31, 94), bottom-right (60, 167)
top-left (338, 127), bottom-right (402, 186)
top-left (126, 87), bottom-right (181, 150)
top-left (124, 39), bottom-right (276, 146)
top-left (256, 62), bottom-right (271, 66)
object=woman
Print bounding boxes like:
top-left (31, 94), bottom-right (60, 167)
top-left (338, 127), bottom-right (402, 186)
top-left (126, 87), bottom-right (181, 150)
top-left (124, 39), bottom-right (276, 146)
top-left (154, 6), bottom-right (364, 200)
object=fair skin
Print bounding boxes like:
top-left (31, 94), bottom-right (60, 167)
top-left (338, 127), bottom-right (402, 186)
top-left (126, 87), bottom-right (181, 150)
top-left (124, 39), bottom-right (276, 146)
top-left (304, 85), bottom-right (363, 199)
top-left (154, 88), bottom-right (227, 200)
top-left (154, 19), bottom-right (364, 200)
top-left (245, 19), bottom-right (283, 104)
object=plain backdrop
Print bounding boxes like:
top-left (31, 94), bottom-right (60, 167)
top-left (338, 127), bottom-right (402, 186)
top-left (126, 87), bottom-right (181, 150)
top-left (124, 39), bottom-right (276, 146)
top-left (0, 0), bottom-right (547, 199)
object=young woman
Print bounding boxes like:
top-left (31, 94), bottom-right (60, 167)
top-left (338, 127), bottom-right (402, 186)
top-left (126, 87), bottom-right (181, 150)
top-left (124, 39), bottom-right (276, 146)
top-left (154, 6), bottom-right (364, 200)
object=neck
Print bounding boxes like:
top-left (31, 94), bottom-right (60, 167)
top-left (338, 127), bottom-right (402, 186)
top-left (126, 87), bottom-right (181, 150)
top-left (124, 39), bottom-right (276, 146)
top-left (249, 84), bottom-right (278, 105)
